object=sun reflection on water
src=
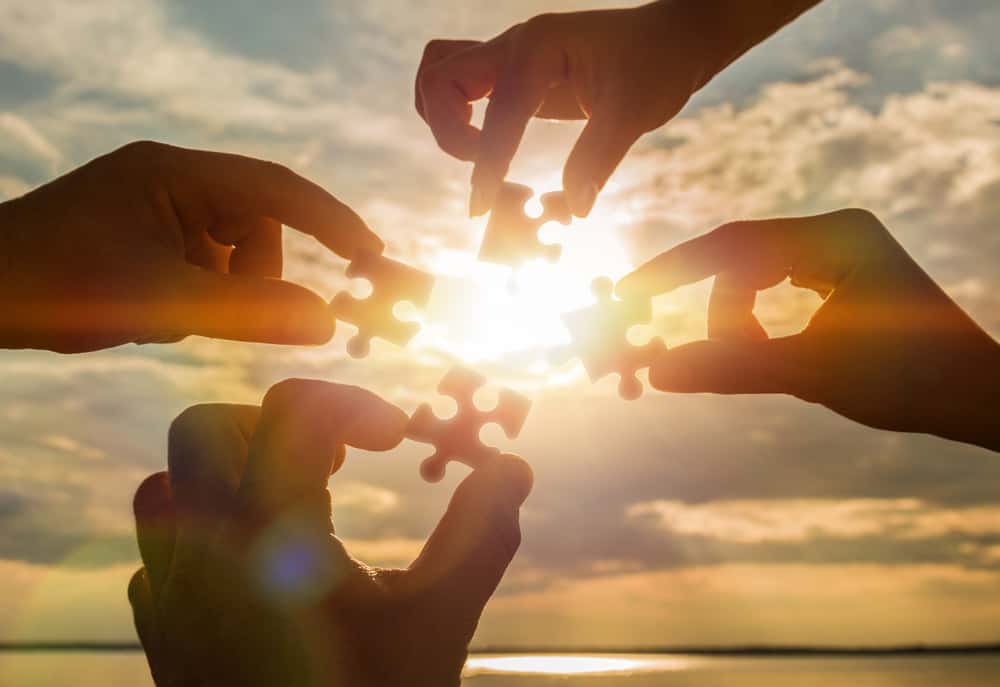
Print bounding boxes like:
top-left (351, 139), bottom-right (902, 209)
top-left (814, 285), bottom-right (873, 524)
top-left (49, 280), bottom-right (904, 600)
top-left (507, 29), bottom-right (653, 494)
top-left (464, 654), bottom-right (695, 676)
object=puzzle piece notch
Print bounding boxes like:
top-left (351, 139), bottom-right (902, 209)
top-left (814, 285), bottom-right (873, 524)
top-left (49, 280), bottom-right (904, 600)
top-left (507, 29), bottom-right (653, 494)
top-left (559, 277), bottom-right (667, 400)
top-left (330, 250), bottom-right (434, 358)
top-left (478, 182), bottom-right (572, 268)
top-left (407, 366), bottom-right (532, 483)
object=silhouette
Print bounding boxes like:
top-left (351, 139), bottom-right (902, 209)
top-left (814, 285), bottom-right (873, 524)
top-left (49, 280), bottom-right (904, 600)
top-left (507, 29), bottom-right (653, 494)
top-left (415, 1), bottom-right (823, 217)
top-left (0, 1), bottom-right (996, 685)
top-left (129, 379), bottom-right (532, 687)
top-left (617, 209), bottom-right (1000, 452)
top-left (0, 141), bottom-right (381, 353)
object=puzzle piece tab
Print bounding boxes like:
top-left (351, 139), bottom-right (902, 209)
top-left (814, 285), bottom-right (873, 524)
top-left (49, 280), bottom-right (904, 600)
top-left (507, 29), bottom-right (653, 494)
top-left (330, 250), bottom-right (434, 358)
top-left (478, 182), bottom-right (572, 268)
top-left (558, 277), bottom-right (666, 400)
top-left (407, 366), bottom-right (532, 483)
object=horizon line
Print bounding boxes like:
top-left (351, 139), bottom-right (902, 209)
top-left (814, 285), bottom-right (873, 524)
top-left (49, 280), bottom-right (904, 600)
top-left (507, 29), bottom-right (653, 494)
top-left (3, 641), bottom-right (1000, 655)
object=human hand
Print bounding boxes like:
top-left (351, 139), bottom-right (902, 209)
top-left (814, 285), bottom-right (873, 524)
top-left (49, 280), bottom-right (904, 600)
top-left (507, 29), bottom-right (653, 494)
top-left (0, 141), bottom-right (383, 353)
top-left (128, 379), bottom-right (533, 687)
top-left (415, 1), bottom-right (820, 218)
top-left (618, 209), bottom-right (1000, 452)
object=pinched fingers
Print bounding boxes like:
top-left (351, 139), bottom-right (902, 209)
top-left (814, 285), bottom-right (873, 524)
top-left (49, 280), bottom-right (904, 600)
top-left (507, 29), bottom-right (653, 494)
top-left (237, 379), bottom-right (408, 519)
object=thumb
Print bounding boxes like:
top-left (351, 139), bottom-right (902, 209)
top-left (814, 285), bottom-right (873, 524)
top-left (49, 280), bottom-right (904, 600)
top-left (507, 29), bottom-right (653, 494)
top-left (649, 336), bottom-right (809, 396)
top-left (150, 264), bottom-right (335, 345)
top-left (562, 107), bottom-right (643, 217)
top-left (400, 455), bottom-right (533, 638)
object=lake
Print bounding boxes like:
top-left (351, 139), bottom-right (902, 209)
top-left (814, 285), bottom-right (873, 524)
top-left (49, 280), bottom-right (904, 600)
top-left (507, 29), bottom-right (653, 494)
top-left (1, 652), bottom-right (999, 685)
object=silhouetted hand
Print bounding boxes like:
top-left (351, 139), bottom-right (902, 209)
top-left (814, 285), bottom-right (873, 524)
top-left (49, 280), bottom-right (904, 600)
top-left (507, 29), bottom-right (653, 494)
top-left (618, 209), bottom-right (1000, 452)
top-left (128, 379), bottom-right (533, 687)
top-left (0, 141), bottom-right (383, 353)
top-left (415, 0), bottom-right (820, 218)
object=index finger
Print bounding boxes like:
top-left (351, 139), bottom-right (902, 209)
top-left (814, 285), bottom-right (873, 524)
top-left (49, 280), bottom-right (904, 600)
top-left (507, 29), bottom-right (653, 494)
top-left (418, 40), bottom-right (500, 162)
top-left (238, 379), bottom-right (408, 517)
top-left (178, 146), bottom-right (384, 261)
top-left (616, 215), bottom-right (843, 299)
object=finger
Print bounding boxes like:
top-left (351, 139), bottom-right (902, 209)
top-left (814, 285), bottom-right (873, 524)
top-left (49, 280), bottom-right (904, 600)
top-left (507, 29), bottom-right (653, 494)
top-left (415, 39), bottom-right (484, 118)
top-left (150, 263), bottom-right (336, 345)
top-left (649, 337), bottom-right (807, 396)
top-left (128, 568), bottom-right (165, 680)
top-left (400, 455), bottom-right (533, 637)
top-left (562, 109), bottom-right (643, 217)
top-left (708, 273), bottom-right (767, 341)
top-left (133, 472), bottom-right (175, 604)
top-left (534, 80), bottom-right (587, 120)
top-left (185, 229), bottom-right (232, 274)
top-left (168, 404), bottom-right (260, 533)
top-left (179, 146), bottom-right (383, 261)
top-left (222, 217), bottom-right (283, 279)
top-left (616, 213), bottom-right (861, 300)
top-left (470, 46), bottom-right (564, 216)
top-left (238, 379), bottom-right (408, 519)
top-left (418, 40), bottom-right (498, 162)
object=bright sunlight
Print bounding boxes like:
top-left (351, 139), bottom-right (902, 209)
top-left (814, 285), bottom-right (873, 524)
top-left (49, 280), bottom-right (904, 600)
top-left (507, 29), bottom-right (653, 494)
top-left (464, 654), bottom-right (696, 676)
top-left (410, 178), bottom-right (637, 370)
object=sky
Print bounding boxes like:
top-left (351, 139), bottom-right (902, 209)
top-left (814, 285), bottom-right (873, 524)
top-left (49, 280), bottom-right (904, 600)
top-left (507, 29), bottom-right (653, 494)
top-left (1, 0), bottom-right (1000, 654)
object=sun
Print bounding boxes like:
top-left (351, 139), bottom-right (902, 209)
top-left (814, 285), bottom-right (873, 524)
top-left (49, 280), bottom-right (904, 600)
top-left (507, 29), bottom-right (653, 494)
top-left (409, 180), bottom-right (637, 374)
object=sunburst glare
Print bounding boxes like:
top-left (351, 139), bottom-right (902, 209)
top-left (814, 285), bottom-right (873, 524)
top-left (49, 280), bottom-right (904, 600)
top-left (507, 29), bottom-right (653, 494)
top-left (410, 178), bottom-right (637, 380)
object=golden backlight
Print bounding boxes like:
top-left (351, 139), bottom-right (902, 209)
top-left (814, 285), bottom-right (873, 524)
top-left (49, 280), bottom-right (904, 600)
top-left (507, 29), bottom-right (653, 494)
top-left (464, 654), bottom-right (695, 676)
top-left (410, 182), bottom-right (638, 371)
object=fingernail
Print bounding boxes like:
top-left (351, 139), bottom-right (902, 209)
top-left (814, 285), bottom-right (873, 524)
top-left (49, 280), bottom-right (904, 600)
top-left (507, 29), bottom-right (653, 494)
top-left (568, 181), bottom-right (599, 218)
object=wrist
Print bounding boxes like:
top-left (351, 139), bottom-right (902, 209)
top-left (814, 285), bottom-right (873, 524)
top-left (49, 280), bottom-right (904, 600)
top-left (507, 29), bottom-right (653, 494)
top-left (932, 339), bottom-right (1000, 452)
top-left (0, 199), bottom-right (12, 279)
top-left (642, 0), bottom-right (821, 90)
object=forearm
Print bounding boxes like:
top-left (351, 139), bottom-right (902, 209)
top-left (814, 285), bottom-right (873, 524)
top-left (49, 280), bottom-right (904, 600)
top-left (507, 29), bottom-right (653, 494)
top-left (647, 0), bottom-right (823, 89)
top-left (0, 197), bottom-right (29, 350)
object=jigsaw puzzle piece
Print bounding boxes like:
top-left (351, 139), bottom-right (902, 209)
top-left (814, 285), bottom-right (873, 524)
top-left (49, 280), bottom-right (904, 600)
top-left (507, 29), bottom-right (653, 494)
top-left (407, 366), bottom-right (532, 483)
top-left (560, 277), bottom-right (667, 400)
top-left (478, 181), bottom-right (572, 268)
top-left (330, 250), bottom-right (434, 358)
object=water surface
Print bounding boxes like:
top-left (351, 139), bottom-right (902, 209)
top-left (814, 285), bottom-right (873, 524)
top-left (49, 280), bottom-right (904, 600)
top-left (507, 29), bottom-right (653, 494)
top-left (2, 652), bottom-right (999, 686)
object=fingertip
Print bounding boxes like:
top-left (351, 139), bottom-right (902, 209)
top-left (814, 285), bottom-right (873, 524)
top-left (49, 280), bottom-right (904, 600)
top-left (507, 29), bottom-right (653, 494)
top-left (565, 180), bottom-right (599, 219)
top-left (257, 281), bottom-right (337, 345)
top-left (133, 472), bottom-right (171, 520)
top-left (492, 454), bottom-right (533, 507)
top-left (357, 401), bottom-right (410, 452)
top-left (614, 271), bottom-right (648, 300)
top-left (127, 568), bottom-right (149, 609)
top-left (469, 168), bottom-right (501, 218)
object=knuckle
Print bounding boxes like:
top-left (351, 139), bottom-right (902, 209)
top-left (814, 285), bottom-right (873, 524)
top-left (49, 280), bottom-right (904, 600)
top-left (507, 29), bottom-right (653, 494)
top-left (834, 208), bottom-right (889, 251)
top-left (421, 39), bottom-right (450, 62)
top-left (167, 404), bottom-right (222, 457)
top-left (522, 12), bottom-right (558, 40)
top-left (117, 139), bottom-right (165, 160)
top-left (261, 159), bottom-right (297, 185)
top-left (133, 471), bottom-right (170, 517)
top-left (127, 568), bottom-right (147, 608)
top-left (837, 207), bottom-right (883, 234)
top-left (261, 377), bottom-right (309, 410)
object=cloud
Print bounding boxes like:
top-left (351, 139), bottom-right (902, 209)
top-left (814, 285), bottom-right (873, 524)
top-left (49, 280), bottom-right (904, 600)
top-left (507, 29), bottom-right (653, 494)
top-left (627, 498), bottom-right (1000, 543)
top-left (613, 62), bottom-right (1000, 332)
top-left (1, 0), bottom-right (999, 647)
top-left (479, 563), bottom-right (1000, 648)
